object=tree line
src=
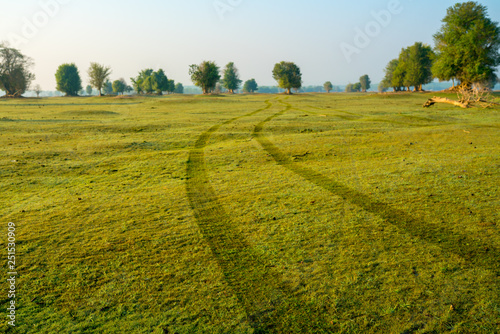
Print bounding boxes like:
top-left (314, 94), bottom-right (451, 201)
top-left (1, 2), bottom-right (499, 98)
top-left (187, 60), bottom-right (302, 95)
top-left (343, 75), bottom-right (371, 93)
top-left (0, 51), bottom-right (304, 97)
top-left (54, 63), bottom-right (182, 97)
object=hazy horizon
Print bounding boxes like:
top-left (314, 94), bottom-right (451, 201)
top-left (2, 0), bottom-right (500, 91)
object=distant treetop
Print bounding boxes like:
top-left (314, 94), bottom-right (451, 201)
top-left (272, 61), bottom-right (302, 94)
top-left (189, 61), bottom-right (220, 94)
top-left (55, 63), bottom-right (82, 96)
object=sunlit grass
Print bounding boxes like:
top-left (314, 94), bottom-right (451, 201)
top-left (0, 93), bottom-right (499, 333)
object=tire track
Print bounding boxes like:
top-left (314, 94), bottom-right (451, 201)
top-left (254, 100), bottom-right (500, 274)
top-left (185, 100), bottom-right (336, 333)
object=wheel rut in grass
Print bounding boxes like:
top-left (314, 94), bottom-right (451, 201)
top-left (254, 100), bottom-right (500, 274)
top-left (186, 100), bottom-right (336, 333)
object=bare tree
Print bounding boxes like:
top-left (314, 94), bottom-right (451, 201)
top-left (33, 84), bottom-right (42, 98)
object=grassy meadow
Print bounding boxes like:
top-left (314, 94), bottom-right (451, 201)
top-left (0, 92), bottom-right (499, 333)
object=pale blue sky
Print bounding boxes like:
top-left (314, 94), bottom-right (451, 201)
top-left (1, 0), bottom-right (500, 90)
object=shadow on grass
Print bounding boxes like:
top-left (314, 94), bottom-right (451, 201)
top-left (185, 100), bottom-right (337, 333)
top-left (254, 100), bottom-right (500, 274)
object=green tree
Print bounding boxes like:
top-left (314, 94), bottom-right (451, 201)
top-left (86, 84), bottom-right (93, 95)
top-left (404, 43), bottom-right (434, 91)
top-left (189, 61), bottom-right (221, 94)
top-left (433, 2), bottom-right (500, 88)
top-left (391, 56), bottom-right (407, 91)
top-left (174, 83), bottom-right (184, 94)
top-left (131, 69), bottom-right (153, 94)
top-left (130, 69), bottom-right (170, 95)
top-left (352, 83), bottom-right (362, 92)
top-left (152, 69), bottom-right (169, 95)
top-left (394, 43), bottom-right (435, 92)
top-left (359, 75), bottom-right (371, 92)
top-left (221, 62), bottom-right (242, 93)
top-left (324, 81), bottom-right (333, 93)
top-left (102, 80), bottom-right (113, 95)
top-left (243, 79), bottom-right (258, 93)
top-left (55, 63), bottom-right (82, 96)
top-left (272, 61), bottom-right (302, 94)
top-left (142, 73), bottom-right (153, 94)
top-left (345, 84), bottom-right (354, 93)
top-left (0, 43), bottom-right (35, 97)
top-left (88, 62), bottom-right (111, 96)
top-left (112, 78), bottom-right (127, 95)
top-left (431, 51), bottom-right (457, 86)
top-left (166, 79), bottom-right (175, 94)
top-left (381, 59), bottom-right (400, 92)
top-left (396, 47), bottom-right (412, 91)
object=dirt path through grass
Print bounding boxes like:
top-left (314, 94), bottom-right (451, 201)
top-left (185, 100), bottom-right (337, 333)
top-left (254, 99), bottom-right (500, 274)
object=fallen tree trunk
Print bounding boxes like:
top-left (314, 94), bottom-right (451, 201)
top-left (423, 97), bottom-right (469, 109)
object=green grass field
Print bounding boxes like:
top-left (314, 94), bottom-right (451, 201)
top-left (1, 93), bottom-right (499, 333)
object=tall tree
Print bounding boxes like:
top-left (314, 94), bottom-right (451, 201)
top-left (0, 43), bottom-right (35, 97)
top-left (406, 42), bottom-right (435, 91)
top-left (55, 63), bottom-right (82, 96)
top-left (221, 62), bottom-right (242, 94)
top-left (433, 2), bottom-right (500, 88)
top-left (395, 43), bottom-right (435, 91)
top-left (359, 75), bottom-right (371, 92)
top-left (272, 61), bottom-right (302, 94)
top-left (88, 62), bottom-right (112, 96)
top-left (324, 81), bottom-right (333, 93)
top-left (243, 79), bottom-right (258, 93)
top-left (189, 61), bottom-right (220, 94)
